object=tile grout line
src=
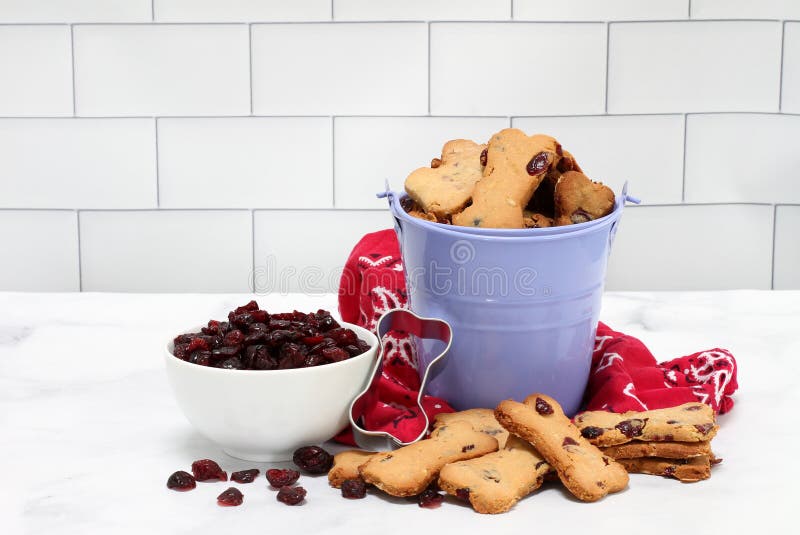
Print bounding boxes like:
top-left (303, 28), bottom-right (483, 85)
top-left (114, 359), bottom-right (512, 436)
top-left (154, 118), bottom-right (160, 207)
top-left (331, 0), bottom-right (334, 20)
top-left (331, 116), bottom-right (336, 208)
top-left (510, 0), bottom-right (514, 19)
top-left (248, 23), bottom-right (254, 115)
top-left (70, 24), bottom-right (77, 116)
top-left (779, 21), bottom-right (786, 111)
top-left (604, 22), bottom-right (611, 113)
top-left (688, 0), bottom-right (692, 18)
top-left (76, 210), bottom-right (83, 292)
top-left (771, 205), bottom-right (778, 290)
top-left (681, 113), bottom-right (688, 202)
top-left (151, 0), bottom-right (155, 21)
top-left (251, 209), bottom-right (256, 292)
top-left (427, 22), bottom-right (432, 115)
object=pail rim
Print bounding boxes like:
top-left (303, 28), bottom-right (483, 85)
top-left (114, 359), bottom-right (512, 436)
top-left (385, 187), bottom-right (632, 243)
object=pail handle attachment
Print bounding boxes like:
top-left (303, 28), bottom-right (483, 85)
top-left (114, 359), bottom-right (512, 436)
top-left (377, 181), bottom-right (404, 244)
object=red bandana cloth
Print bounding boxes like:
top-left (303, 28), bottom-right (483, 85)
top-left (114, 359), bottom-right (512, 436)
top-left (336, 229), bottom-right (738, 444)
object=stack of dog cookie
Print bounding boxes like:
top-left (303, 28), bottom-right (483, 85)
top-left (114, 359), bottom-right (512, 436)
top-left (328, 395), bottom-right (721, 515)
top-left (403, 128), bottom-right (615, 229)
top-left (573, 403), bottom-right (721, 483)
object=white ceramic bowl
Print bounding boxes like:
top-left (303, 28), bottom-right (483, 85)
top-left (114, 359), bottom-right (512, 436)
top-left (164, 322), bottom-right (378, 461)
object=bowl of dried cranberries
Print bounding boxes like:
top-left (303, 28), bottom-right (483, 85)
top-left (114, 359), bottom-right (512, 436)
top-left (165, 301), bottom-right (377, 462)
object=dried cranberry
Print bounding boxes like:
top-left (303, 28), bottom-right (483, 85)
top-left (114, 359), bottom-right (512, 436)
top-left (217, 487), bottom-right (243, 506)
top-left (173, 343), bottom-right (189, 360)
top-left (202, 320), bottom-right (221, 335)
top-left (685, 405), bottom-right (702, 411)
top-left (293, 446), bottom-right (333, 474)
top-left (231, 469), bottom-right (260, 483)
top-left (224, 330), bottom-right (245, 347)
top-left (534, 397), bottom-right (553, 415)
top-left (249, 321), bottom-right (268, 333)
top-left (344, 344), bottom-right (364, 357)
top-left (562, 437), bottom-right (579, 447)
top-left (663, 466), bottom-right (676, 477)
top-left (278, 343), bottom-right (307, 369)
top-left (243, 332), bottom-right (267, 345)
top-left (266, 468), bottom-right (300, 487)
top-left (327, 328), bottom-right (357, 346)
top-left (694, 423), bottom-right (714, 435)
top-left (211, 346), bottom-right (239, 362)
top-left (250, 309), bottom-right (268, 323)
top-left (615, 419), bottom-right (646, 439)
top-left (317, 314), bottom-right (339, 332)
top-left (191, 459), bottom-right (227, 482)
top-left (479, 149), bottom-right (488, 166)
top-left (277, 485), bottom-right (306, 505)
top-left (187, 337), bottom-right (209, 353)
top-left (268, 330), bottom-right (294, 347)
top-left (461, 444), bottom-right (475, 453)
top-left (216, 357), bottom-right (243, 370)
top-left (189, 350), bottom-right (212, 366)
top-left (455, 488), bottom-right (470, 501)
top-left (417, 488), bottom-right (444, 508)
top-left (235, 300), bottom-right (259, 314)
top-left (167, 470), bottom-right (196, 491)
top-left (430, 157), bottom-right (442, 168)
top-left (231, 313), bottom-right (254, 327)
top-left (303, 335), bottom-right (325, 346)
top-left (341, 479), bottom-right (367, 499)
top-left (174, 333), bottom-right (196, 345)
top-left (580, 426), bottom-right (604, 439)
top-left (555, 143), bottom-right (563, 157)
top-left (322, 347), bottom-right (350, 363)
top-left (526, 152), bottom-right (550, 176)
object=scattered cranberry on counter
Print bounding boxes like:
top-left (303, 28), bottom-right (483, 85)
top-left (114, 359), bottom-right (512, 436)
top-left (341, 479), bottom-right (367, 499)
top-left (266, 469), bottom-right (300, 488)
top-left (166, 470), bottom-right (196, 491)
top-left (191, 459), bottom-right (228, 482)
top-left (217, 487), bottom-right (244, 507)
top-left (277, 485), bottom-right (307, 506)
top-left (172, 302), bottom-right (371, 371)
top-left (417, 487), bottom-right (444, 509)
top-left (231, 469), bottom-right (260, 484)
top-left (293, 446), bottom-right (334, 474)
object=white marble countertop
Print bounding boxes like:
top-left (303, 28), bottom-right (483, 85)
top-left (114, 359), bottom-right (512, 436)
top-left (2, 291), bottom-right (797, 534)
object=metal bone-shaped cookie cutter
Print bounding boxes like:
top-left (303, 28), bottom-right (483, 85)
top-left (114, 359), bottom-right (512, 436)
top-left (348, 309), bottom-right (452, 451)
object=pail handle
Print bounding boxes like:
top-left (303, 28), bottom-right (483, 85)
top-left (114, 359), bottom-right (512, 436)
top-left (608, 182), bottom-right (640, 252)
top-left (376, 180), bottom-right (403, 244)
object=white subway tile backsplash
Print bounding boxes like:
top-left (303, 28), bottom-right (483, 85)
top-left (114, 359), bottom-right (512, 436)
top-left (251, 23), bottom-right (427, 115)
top-left (773, 205), bottom-right (800, 290)
top-left (0, 1), bottom-right (151, 22)
top-left (684, 114), bottom-right (800, 204)
top-left (513, 115), bottom-right (684, 204)
top-left (0, 211), bottom-right (79, 291)
top-left (158, 117), bottom-right (332, 208)
top-left (79, 211), bottom-right (252, 292)
top-left (606, 204), bottom-right (773, 290)
top-left (254, 210), bottom-right (393, 293)
top-left (608, 22), bottom-right (782, 113)
top-left (334, 117), bottom-right (509, 209)
top-left (155, 0), bottom-right (331, 22)
top-left (430, 23), bottom-right (606, 116)
top-left (0, 26), bottom-right (73, 116)
top-left (514, 0), bottom-right (688, 21)
top-left (691, 0), bottom-right (800, 20)
top-left (73, 25), bottom-right (250, 116)
top-left (782, 23), bottom-right (800, 113)
top-left (0, 119), bottom-right (156, 209)
top-left (334, 0), bottom-right (510, 21)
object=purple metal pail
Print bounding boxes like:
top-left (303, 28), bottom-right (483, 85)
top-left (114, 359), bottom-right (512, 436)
top-left (382, 185), bottom-right (636, 416)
